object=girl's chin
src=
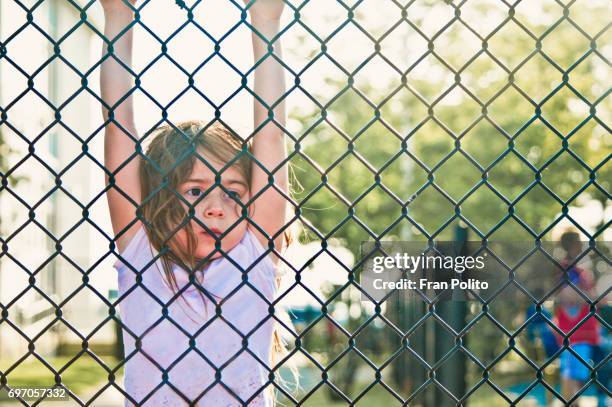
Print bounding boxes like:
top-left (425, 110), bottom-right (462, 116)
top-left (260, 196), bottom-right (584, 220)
top-left (195, 247), bottom-right (221, 259)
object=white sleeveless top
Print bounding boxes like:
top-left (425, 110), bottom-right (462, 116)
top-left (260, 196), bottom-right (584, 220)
top-left (113, 225), bottom-right (277, 406)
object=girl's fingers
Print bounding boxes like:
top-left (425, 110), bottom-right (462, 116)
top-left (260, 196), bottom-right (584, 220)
top-left (100, 0), bottom-right (137, 12)
top-left (243, 0), bottom-right (286, 21)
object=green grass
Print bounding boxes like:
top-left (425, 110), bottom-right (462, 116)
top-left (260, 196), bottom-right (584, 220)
top-left (275, 366), bottom-right (514, 407)
top-left (278, 385), bottom-right (511, 407)
top-left (0, 354), bottom-right (121, 401)
top-left (1, 358), bottom-right (514, 406)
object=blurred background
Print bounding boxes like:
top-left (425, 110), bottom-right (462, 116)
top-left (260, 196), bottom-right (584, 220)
top-left (0, 0), bottom-right (610, 405)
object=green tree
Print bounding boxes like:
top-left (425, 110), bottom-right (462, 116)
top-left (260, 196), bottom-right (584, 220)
top-left (287, 1), bottom-right (609, 401)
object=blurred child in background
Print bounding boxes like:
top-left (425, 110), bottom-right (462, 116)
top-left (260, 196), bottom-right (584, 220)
top-left (554, 230), bottom-right (601, 406)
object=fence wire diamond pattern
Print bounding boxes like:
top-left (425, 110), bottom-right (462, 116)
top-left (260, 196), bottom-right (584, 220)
top-left (0, 0), bottom-right (610, 406)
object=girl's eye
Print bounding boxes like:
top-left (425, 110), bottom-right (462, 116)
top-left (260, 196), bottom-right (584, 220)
top-left (185, 188), bottom-right (202, 197)
top-left (184, 187), bottom-right (241, 200)
top-left (224, 190), bottom-right (241, 200)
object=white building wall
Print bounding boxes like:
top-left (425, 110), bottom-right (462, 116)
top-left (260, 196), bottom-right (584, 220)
top-left (0, 0), bottom-right (115, 361)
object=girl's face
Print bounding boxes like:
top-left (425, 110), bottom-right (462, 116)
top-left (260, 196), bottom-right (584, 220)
top-left (174, 151), bottom-right (250, 263)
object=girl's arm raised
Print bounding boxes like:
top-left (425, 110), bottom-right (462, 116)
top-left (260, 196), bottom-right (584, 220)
top-left (100, 0), bottom-right (141, 252)
top-left (245, 0), bottom-right (289, 259)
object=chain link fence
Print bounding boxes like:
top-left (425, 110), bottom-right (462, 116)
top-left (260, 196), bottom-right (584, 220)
top-left (0, 0), bottom-right (610, 405)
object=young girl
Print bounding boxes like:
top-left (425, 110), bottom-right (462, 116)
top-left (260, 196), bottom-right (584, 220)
top-left (554, 230), bottom-right (600, 405)
top-left (100, 1), bottom-right (292, 405)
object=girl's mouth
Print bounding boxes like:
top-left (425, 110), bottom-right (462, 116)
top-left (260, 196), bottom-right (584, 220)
top-left (199, 227), bottom-right (222, 237)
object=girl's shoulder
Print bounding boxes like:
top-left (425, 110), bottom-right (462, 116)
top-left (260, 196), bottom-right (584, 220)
top-left (113, 222), bottom-right (153, 271)
top-left (112, 223), bottom-right (280, 279)
top-left (242, 227), bottom-right (281, 279)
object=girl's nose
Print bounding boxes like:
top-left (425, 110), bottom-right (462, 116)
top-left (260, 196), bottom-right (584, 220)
top-left (202, 193), bottom-right (224, 218)
top-left (204, 206), bottom-right (224, 218)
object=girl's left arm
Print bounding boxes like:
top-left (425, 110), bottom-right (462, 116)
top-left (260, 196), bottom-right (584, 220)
top-left (245, 1), bottom-right (289, 260)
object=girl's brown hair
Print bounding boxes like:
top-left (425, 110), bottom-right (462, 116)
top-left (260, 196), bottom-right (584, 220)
top-left (139, 120), bottom-right (298, 400)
